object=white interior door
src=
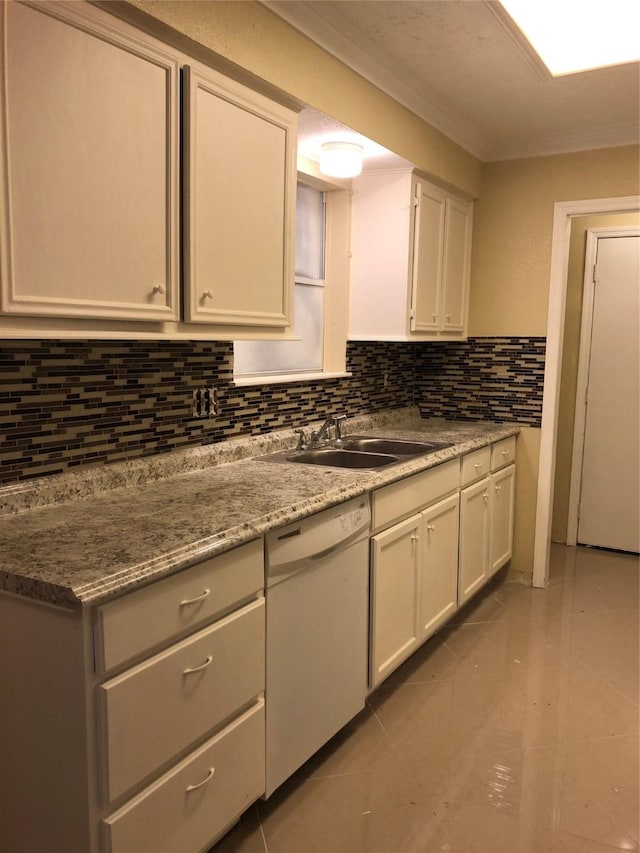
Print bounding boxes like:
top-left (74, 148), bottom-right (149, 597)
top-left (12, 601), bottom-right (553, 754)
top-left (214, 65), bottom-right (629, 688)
top-left (577, 234), bottom-right (639, 553)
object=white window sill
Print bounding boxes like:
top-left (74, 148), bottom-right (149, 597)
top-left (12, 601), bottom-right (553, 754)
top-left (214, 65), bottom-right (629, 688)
top-left (233, 371), bottom-right (352, 387)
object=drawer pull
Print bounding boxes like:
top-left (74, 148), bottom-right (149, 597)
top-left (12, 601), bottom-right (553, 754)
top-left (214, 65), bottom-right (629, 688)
top-left (502, 450), bottom-right (509, 456)
top-left (179, 588), bottom-right (211, 607)
top-left (474, 463), bottom-right (482, 470)
top-left (186, 767), bottom-right (215, 792)
top-left (183, 655), bottom-right (213, 675)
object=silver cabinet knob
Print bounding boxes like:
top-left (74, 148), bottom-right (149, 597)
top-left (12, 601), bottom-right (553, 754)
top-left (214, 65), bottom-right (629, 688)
top-left (152, 284), bottom-right (165, 295)
top-left (202, 290), bottom-right (214, 300)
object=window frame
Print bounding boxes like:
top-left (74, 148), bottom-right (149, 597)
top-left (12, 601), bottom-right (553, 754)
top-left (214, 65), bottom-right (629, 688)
top-left (233, 162), bottom-right (351, 386)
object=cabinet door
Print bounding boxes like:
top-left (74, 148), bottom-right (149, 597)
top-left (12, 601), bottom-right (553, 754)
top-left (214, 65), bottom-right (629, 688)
top-left (183, 65), bottom-right (295, 329)
top-left (0, 2), bottom-right (180, 321)
top-left (441, 196), bottom-right (472, 332)
top-left (489, 464), bottom-right (515, 576)
top-left (419, 493), bottom-right (459, 640)
top-left (458, 478), bottom-right (490, 605)
top-left (410, 181), bottom-right (446, 332)
top-left (370, 515), bottom-right (421, 687)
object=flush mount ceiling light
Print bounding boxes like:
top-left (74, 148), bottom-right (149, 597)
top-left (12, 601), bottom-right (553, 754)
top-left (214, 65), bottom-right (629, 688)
top-left (319, 141), bottom-right (364, 178)
top-left (500, 0), bottom-right (640, 76)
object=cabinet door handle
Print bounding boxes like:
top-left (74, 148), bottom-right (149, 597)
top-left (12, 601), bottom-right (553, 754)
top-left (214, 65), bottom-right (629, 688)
top-left (495, 485), bottom-right (502, 492)
top-left (186, 767), bottom-right (215, 792)
top-left (502, 450), bottom-right (509, 457)
top-left (483, 492), bottom-right (489, 502)
top-left (183, 655), bottom-right (213, 675)
top-left (427, 524), bottom-right (435, 532)
top-left (202, 290), bottom-right (214, 300)
top-left (180, 588), bottom-right (211, 607)
top-left (151, 284), bottom-right (166, 295)
top-left (474, 463), bottom-right (482, 470)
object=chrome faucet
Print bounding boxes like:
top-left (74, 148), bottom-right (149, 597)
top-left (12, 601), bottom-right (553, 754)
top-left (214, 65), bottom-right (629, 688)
top-left (303, 414), bottom-right (348, 448)
top-left (311, 417), bottom-right (334, 447)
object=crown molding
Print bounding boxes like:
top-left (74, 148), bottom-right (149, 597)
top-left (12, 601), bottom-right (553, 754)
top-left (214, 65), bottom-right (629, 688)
top-left (262, 0), bottom-right (639, 163)
top-left (487, 121), bottom-right (640, 162)
top-left (262, 0), bottom-right (492, 160)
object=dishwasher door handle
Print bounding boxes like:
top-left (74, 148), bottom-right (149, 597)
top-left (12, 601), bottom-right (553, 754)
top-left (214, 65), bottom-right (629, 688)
top-left (267, 528), bottom-right (368, 581)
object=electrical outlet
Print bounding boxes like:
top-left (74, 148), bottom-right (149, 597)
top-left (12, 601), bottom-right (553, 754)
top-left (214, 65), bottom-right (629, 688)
top-left (192, 387), bottom-right (218, 418)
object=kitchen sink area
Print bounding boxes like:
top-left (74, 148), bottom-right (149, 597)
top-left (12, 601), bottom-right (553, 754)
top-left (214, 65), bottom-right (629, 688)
top-left (0, 409), bottom-right (520, 853)
top-left (255, 435), bottom-right (454, 470)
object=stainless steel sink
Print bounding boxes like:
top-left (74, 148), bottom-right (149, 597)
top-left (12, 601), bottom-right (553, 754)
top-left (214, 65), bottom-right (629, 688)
top-left (255, 435), bottom-right (453, 470)
top-left (292, 448), bottom-right (398, 469)
top-left (339, 436), bottom-right (452, 456)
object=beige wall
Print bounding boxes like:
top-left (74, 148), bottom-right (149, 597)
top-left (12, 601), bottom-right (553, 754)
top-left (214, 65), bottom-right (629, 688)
top-left (551, 211), bottom-right (640, 542)
top-left (470, 149), bottom-right (639, 578)
top-left (469, 147), bottom-right (640, 337)
top-left (124, 0), bottom-right (482, 196)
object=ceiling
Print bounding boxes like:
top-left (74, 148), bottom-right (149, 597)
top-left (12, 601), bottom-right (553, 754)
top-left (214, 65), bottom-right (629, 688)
top-left (265, 0), bottom-right (640, 163)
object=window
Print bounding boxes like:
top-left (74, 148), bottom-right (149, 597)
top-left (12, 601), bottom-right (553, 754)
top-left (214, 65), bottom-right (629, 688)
top-left (234, 171), bottom-right (350, 384)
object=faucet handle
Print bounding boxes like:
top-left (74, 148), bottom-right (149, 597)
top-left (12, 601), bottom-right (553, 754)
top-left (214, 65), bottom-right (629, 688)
top-left (294, 428), bottom-right (308, 450)
top-left (334, 414), bottom-right (347, 443)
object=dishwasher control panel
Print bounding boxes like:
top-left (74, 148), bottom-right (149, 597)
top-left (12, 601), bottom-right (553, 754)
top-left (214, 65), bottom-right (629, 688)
top-left (265, 495), bottom-right (371, 581)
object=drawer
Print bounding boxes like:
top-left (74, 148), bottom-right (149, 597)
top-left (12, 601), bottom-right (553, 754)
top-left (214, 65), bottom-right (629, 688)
top-left (95, 538), bottom-right (263, 673)
top-left (97, 597), bottom-right (265, 804)
top-left (460, 447), bottom-right (491, 487)
top-left (101, 699), bottom-right (265, 853)
top-left (372, 459), bottom-right (459, 532)
top-left (491, 436), bottom-right (517, 471)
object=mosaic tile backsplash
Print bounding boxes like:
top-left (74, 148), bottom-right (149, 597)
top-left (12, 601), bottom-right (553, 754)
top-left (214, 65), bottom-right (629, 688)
top-left (414, 337), bottom-right (546, 425)
top-left (0, 338), bottom-right (544, 484)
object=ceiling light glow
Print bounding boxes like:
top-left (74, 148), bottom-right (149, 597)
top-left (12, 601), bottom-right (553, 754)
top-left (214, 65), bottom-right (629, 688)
top-left (500, 0), bottom-right (640, 76)
top-left (319, 141), bottom-right (364, 178)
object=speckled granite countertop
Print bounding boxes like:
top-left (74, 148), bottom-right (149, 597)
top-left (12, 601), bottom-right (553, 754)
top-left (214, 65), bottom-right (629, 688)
top-left (0, 409), bottom-right (519, 609)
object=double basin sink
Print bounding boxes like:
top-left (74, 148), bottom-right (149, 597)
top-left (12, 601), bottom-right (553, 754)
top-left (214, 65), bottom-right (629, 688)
top-left (257, 435), bottom-right (453, 470)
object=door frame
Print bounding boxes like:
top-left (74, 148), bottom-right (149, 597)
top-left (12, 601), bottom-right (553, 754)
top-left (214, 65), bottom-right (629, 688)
top-left (566, 226), bottom-right (640, 545)
top-left (533, 196), bottom-right (640, 588)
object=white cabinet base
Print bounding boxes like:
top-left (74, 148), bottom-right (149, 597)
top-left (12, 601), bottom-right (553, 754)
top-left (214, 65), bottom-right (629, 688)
top-left (101, 700), bottom-right (265, 853)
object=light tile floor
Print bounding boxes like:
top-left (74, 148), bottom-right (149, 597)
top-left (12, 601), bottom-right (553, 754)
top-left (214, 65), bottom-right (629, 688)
top-left (213, 545), bottom-right (639, 853)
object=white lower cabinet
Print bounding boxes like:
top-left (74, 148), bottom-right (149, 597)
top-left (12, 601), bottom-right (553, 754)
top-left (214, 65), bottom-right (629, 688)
top-left (98, 599), bottom-right (265, 803)
top-left (101, 699), bottom-right (265, 853)
top-left (370, 436), bottom-right (517, 688)
top-left (97, 539), bottom-right (266, 849)
top-left (420, 493), bottom-right (460, 637)
top-left (0, 538), bottom-right (265, 853)
top-left (489, 464), bottom-right (516, 576)
top-left (458, 437), bottom-right (516, 605)
top-left (458, 477), bottom-right (491, 605)
top-left (371, 515), bottom-right (422, 686)
top-left (370, 462), bottom-right (460, 688)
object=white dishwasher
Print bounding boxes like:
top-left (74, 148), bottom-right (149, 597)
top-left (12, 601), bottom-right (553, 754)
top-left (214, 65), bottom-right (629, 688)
top-left (264, 494), bottom-right (371, 797)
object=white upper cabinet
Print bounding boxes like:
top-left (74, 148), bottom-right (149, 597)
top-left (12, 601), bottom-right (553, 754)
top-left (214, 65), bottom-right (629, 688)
top-left (0, 1), bottom-right (297, 338)
top-left (182, 64), bottom-right (296, 329)
top-left (349, 169), bottom-right (473, 341)
top-left (0, 1), bottom-right (180, 322)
